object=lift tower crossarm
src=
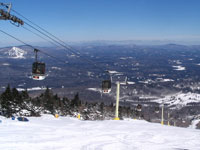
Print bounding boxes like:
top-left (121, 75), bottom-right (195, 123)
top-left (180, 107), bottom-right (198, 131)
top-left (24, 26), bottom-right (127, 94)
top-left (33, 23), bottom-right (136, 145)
top-left (0, 2), bottom-right (11, 20)
top-left (0, 2), bottom-right (24, 26)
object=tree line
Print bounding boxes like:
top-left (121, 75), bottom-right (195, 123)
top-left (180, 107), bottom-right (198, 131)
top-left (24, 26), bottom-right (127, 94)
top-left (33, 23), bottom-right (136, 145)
top-left (1, 85), bottom-right (198, 129)
top-left (0, 85), bottom-right (138, 120)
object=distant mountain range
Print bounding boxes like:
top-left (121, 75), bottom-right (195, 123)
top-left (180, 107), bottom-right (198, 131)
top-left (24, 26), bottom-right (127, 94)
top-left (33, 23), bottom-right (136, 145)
top-left (66, 40), bottom-right (200, 46)
top-left (1, 44), bottom-right (200, 103)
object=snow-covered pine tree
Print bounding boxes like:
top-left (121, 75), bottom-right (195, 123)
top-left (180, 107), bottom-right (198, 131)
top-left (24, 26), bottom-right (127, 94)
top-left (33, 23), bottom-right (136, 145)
top-left (0, 85), bottom-right (16, 117)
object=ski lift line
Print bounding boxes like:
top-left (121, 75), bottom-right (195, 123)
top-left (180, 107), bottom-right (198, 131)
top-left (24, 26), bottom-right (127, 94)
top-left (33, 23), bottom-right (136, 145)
top-left (0, 29), bottom-right (105, 83)
top-left (4, 6), bottom-right (75, 56)
top-left (22, 26), bottom-right (61, 48)
top-left (11, 8), bottom-right (77, 52)
top-left (11, 8), bottom-right (111, 73)
top-left (23, 24), bottom-right (107, 73)
top-left (24, 22), bottom-right (112, 72)
top-left (17, 12), bottom-right (91, 63)
top-left (9, 8), bottom-right (118, 83)
top-left (24, 21), bottom-right (77, 55)
top-left (0, 29), bottom-right (67, 64)
top-left (23, 22), bottom-right (104, 69)
top-left (39, 50), bottom-right (67, 64)
top-left (0, 29), bottom-right (33, 48)
top-left (24, 22), bottom-right (106, 71)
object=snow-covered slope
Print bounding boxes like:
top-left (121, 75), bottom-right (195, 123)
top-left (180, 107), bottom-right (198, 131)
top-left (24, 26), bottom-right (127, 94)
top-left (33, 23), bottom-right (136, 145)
top-left (0, 115), bottom-right (200, 150)
top-left (4, 47), bottom-right (27, 59)
top-left (153, 92), bottom-right (200, 107)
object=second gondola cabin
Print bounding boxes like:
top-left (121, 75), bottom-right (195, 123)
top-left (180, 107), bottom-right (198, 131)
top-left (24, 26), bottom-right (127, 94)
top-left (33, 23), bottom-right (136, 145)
top-left (102, 80), bottom-right (111, 93)
top-left (136, 104), bottom-right (142, 112)
top-left (155, 107), bottom-right (159, 113)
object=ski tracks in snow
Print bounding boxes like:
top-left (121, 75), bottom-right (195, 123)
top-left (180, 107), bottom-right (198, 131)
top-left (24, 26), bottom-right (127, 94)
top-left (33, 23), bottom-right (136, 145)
top-left (0, 115), bottom-right (200, 150)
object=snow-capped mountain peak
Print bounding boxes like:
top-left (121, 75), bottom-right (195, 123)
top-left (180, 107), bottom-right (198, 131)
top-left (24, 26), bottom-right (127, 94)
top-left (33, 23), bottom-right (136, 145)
top-left (5, 47), bottom-right (27, 59)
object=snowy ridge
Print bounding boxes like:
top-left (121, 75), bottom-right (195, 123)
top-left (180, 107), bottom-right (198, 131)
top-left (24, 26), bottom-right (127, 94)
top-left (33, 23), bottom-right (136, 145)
top-left (127, 81), bottom-right (135, 84)
top-left (1, 63), bottom-right (10, 66)
top-left (51, 67), bottom-right (61, 70)
top-left (172, 65), bottom-right (185, 71)
top-left (153, 92), bottom-right (200, 107)
top-left (0, 115), bottom-right (200, 150)
top-left (108, 70), bottom-right (120, 74)
top-left (5, 47), bottom-right (27, 59)
top-left (156, 78), bottom-right (174, 82)
top-left (87, 88), bottom-right (102, 93)
top-left (17, 87), bottom-right (50, 92)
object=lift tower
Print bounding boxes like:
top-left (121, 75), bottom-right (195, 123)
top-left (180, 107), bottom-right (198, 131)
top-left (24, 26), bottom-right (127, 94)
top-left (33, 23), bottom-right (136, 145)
top-left (114, 77), bottom-right (127, 120)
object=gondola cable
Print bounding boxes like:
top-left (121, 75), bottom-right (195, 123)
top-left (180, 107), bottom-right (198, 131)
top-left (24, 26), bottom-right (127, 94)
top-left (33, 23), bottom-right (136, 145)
top-left (11, 9), bottom-right (68, 47)
top-left (22, 20), bottom-right (113, 92)
top-left (11, 8), bottom-right (112, 74)
top-left (21, 22), bottom-right (112, 91)
top-left (22, 26), bottom-right (61, 48)
top-left (21, 21), bottom-right (113, 92)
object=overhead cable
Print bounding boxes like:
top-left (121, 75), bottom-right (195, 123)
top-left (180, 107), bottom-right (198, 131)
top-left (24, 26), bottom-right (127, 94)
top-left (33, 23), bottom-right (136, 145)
top-left (11, 8), bottom-right (108, 73)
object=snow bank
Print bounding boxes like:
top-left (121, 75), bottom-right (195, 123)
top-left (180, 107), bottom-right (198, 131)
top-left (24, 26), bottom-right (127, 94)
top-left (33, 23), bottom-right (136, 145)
top-left (0, 115), bottom-right (200, 150)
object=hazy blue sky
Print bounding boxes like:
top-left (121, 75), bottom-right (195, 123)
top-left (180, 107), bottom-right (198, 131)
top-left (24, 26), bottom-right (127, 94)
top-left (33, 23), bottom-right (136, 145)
top-left (1, 0), bottom-right (200, 46)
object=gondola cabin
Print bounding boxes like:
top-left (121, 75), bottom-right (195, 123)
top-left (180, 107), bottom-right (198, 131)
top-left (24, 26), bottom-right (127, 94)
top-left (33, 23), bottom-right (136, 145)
top-left (155, 107), bottom-right (159, 113)
top-left (136, 104), bottom-right (142, 112)
top-left (32, 62), bottom-right (46, 80)
top-left (102, 80), bottom-right (111, 93)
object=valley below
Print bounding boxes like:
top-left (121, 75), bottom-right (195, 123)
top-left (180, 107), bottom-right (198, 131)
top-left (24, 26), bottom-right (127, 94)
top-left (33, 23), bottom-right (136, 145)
top-left (1, 43), bottom-right (200, 128)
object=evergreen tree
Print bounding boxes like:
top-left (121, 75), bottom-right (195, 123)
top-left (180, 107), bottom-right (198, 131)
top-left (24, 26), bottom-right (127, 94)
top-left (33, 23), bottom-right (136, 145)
top-left (0, 85), bottom-right (15, 117)
top-left (12, 88), bottom-right (22, 107)
top-left (42, 87), bottom-right (55, 114)
top-left (71, 93), bottom-right (81, 108)
top-left (100, 102), bottom-right (104, 114)
top-left (21, 89), bottom-right (29, 100)
top-left (61, 97), bottom-right (70, 115)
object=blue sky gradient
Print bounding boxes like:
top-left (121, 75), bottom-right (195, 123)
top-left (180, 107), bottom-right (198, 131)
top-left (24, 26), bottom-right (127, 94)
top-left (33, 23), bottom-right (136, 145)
top-left (1, 0), bottom-right (200, 46)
